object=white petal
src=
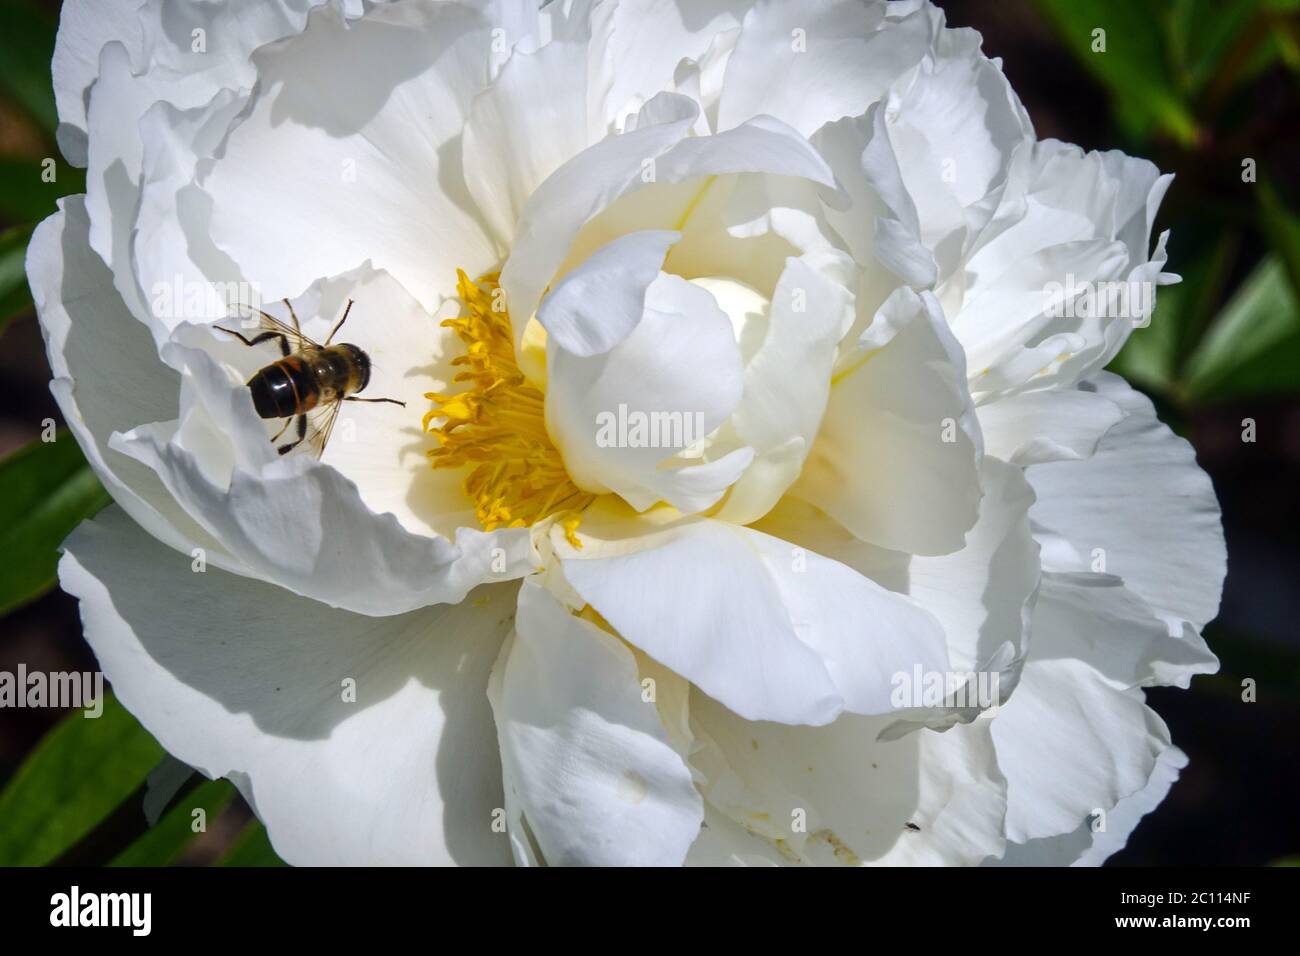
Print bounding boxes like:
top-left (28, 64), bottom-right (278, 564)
top-left (555, 504), bottom-right (951, 725)
top-left (487, 579), bottom-right (702, 866)
top-left (29, 198), bottom-right (228, 561)
top-left (1071, 746), bottom-right (1187, 866)
top-left (877, 28), bottom-right (1032, 279)
top-left (977, 384), bottom-right (1124, 465)
top-left (559, 168), bottom-right (839, 329)
top-left (794, 287), bottom-right (982, 555)
top-left (202, 1), bottom-right (503, 312)
top-left (463, 12), bottom-right (605, 246)
top-left (956, 238), bottom-right (1129, 399)
top-left (546, 273), bottom-right (749, 513)
top-left (689, 690), bottom-right (1006, 865)
top-left (966, 141), bottom-right (1170, 294)
top-left (989, 744), bottom-right (1189, 866)
top-left (813, 105), bottom-right (937, 292)
top-left (537, 230), bottom-right (680, 357)
top-left (1028, 372), bottom-right (1226, 632)
top-left (717, 0), bottom-right (931, 137)
top-left (956, 142), bottom-right (1175, 398)
top-left (713, 253), bottom-right (854, 524)
top-left (51, 0), bottom-right (144, 165)
top-left (758, 456), bottom-right (1039, 700)
top-left (589, 0), bottom-right (748, 123)
top-left (502, 97), bottom-right (697, 368)
top-left (133, 0), bottom-right (373, 93)
top-left (131, 89), bottom-right (249, 345)
top-left (992, 659), bottom-right (1169, 843)
top-left (56, 0), bottom-right (331, 166)
top-left (80, 2), bottom-right (379, 319)
top-left (893, 457), bottom-right (1036, 673)
top-left (60, 506), bottom-right (515, 866)
top-left (503, 107), bottom-right (837, 373)
top-left (84, 41), bottom-right (179, 321)
top-left (685, 805), bottom-right (786, 866)
top-left (1030, 571), bottom-right (1217, 690)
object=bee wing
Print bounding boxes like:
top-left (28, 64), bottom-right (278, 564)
top-left (300, 397), bottom-right (343, 460)
top-left (226, 303), bottom-right (320, 352)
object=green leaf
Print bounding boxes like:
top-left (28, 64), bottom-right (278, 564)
top-left (219, 820), bottom-right (288, 867)
top-left (1033, 0), bottom-right (1200, 146)
top-left (1108, 282), bottom-right (1184, 393)
top-left (1256, 178), bottom-right (1300, 305)
top-left (0, 223), bottom-right (37, 328)
top-left (0, 692), bottom-right (164, 866)
top-left (0, 0), bottom-right (60, 137)
top-left (0, 432), bottom-right (112, 616)
top-left (0, 157), bottom-right (85, 223)
top-left (1184, 182), bottom-right (1300, 401)
top-left (1182, 257), bottom-right (1300, 400)
top-left (1168, 0), bottom-right (1266, 95)
top-left (109, 779), bottom-right (237, 867)
top-left (1270, 11), bottom-right (1300, 73)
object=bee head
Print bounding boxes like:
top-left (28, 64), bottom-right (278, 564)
top-left (343, 344), bottom-right (371, 393)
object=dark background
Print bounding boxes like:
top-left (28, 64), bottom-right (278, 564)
top-left (0, 0), bottom-right (1296, 865)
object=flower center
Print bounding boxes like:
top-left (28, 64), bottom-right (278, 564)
top-left (423, 270), bottom-right (592, 545)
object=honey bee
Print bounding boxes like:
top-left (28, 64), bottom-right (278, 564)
top-left (218, 299), bottom-right (405, 458)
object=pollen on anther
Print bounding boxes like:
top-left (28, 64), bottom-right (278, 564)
top-left (424, 270), bottom-right (592, 546)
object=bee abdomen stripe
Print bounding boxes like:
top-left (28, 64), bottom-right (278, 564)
top-left (250, 360), bottom-right (309, 419)
top-left (278, 358), bottom-right (312, 408)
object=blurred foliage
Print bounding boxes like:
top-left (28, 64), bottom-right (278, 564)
top-left (1037, 0), bottom-right (1300, 145)
top-left (0, 0), bottom-right (59, 137)
top-left (0, 156), bottom-right (84, 224)
top-left (1035, 0), bottom-right (1202, 145)
top-left (0, 692), bottom-right (162, 866)
top-left (1181, 256), bottom-right (1300, 400)
top-left (109, 778), bottom-right (238, 867)
top-left (0, 0), bottom-right (1296, 869)
top-left (0, 432), bottom-right (112, 616)
top-left (0, 222), bottom-right (37, 326)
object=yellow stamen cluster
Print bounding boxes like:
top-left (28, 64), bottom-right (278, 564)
top-left (424, 270), bottom-right (591, 545)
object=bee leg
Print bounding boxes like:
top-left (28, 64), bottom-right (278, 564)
top-left (252, 331), bottom-right (292, 357)
top-left (345, 395), bottom-right (406, 407)
top-left (215, 326), bottom-right (259, 347)
top-left (325, 299), bottom-right (354, 346)
top-left (276, 414), bottom-right (308, 455)
top-left (284, 298), bottom-right (302, 336)
top-left (216, 325), bottom-right (290, 356)
top-left (270, 417), bottom-right (293, 442)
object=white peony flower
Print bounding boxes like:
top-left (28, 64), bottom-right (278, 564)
top-left (30, 0), bottom-right (1225, 866)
